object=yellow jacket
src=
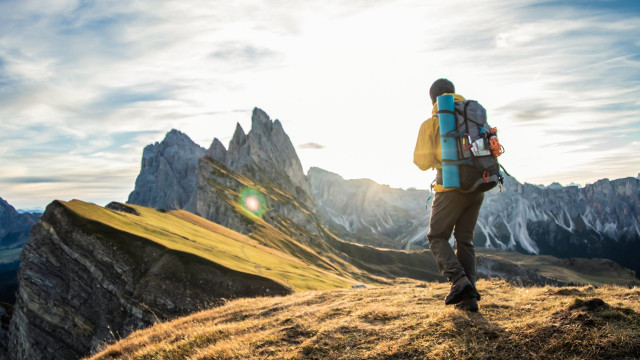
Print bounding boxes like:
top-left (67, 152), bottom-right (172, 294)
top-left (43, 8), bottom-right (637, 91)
top-left (413, 93), bottom-right (466, 192)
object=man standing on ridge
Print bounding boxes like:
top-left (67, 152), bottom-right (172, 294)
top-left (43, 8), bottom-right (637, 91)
top-left (413, 78), bottom-right (483, 312)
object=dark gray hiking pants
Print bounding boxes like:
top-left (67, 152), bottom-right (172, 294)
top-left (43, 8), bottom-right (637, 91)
top-left (427, 190), bottom-right (484, 285)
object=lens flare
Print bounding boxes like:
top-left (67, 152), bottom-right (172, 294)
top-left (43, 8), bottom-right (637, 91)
top-left (245, 196), bottom-right (260, 212)
top-left (239, 187), bottom-right (266, 217)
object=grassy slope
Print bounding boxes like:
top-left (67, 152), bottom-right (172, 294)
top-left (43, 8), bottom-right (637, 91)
top-left (88, 279), bottom-right (640, 360)
top-left (60, 199), bottom-right (636, 293)
top-left (198, 158), bottom-right (638, 287)
top-left (199, 158), bottom-right (387, 286)
top-left (60, 200), bottom-right (358, 291)
top-left (478, 249), bottom-right (637, 286)
top-left (200, 158), bottom-right (445, 284)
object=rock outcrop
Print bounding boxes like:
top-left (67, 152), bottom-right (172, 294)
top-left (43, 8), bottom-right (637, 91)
top-left (7, 201), bottom-right (289, 360)
top-left (308, 167), bottom-right (429, 249)
top-left (128, 108), bottom-right (318, 237)
top-left (208, 108), bottom-right (312, 198)
top-left (197, 108), bottom-right (321, 237)
top-left (127, 129), bottom-right (205, 212)
top-left (479, 176), bottom-right (640, 275)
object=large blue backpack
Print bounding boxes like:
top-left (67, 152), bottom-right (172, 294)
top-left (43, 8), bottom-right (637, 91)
top-left (438, 99), bottom-right (505, 192)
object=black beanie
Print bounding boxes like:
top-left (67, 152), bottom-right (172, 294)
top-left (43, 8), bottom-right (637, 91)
top-left (429, 78), bottom-right (455, 104)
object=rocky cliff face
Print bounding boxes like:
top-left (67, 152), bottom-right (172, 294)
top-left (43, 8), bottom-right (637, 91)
top-left (192, 108), bottom-right (320, 237)
top-left (7, 201), bottom-right (289, 360)
top-left (478, 176), bottom-right (640, 275)
top-left (210, 108), bottom-right (312, 199)
top-left (128, 108), bottom-right (316, 235)
top-left (127, 129), bottom-right (205, 212)
top-left (309, 171), bottom-right (640, 276)
top-left (308, 167), bottom-right (429, 249)
top-left (0, 198), bottom-right (40, 304)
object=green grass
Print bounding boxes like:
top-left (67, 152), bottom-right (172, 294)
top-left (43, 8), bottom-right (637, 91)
top-left (60, 200), bottom-right (358, 291)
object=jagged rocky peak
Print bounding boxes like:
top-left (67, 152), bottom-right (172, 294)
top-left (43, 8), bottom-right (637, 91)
top-left (163, 129), bottom-right (195, 147)
top-left (252, 107), bottom-right (273, 132)
top-left (229, 123), bottom-right (247, 150)
top-left (197, 108), bottom-right (320, 237)
top-left (127, 129), bottom-right (205, 212)
top-left (226, 107), bottom-right (311, 195)
top-left (128, 107), bottom-right (314, 225)
top-left (205, 137), bottom-right (227, 164)
top-left (308, 167), bottom-right (345, 182)
top-left (225, 123), bottom-right (249, 168)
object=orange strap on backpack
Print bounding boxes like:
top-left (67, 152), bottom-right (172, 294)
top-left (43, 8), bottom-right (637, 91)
top-left (489, 127), bottom-right (504, 157)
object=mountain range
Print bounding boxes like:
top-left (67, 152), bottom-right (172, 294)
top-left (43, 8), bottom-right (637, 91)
top-left (124, 109), bottom-right (640, 277)
top-left (308, 167), bottom-right (640, 276)
top-left (0, 107), bottom-right (638, 359)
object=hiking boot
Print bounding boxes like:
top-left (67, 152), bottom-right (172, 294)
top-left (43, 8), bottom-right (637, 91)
top-left (444, 276), bottom-right (479, 305)
top-left (455, 296), bottom-right (479, 312)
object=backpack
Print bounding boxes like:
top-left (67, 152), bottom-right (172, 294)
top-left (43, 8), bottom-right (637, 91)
top-left (438, 100), bottom-right (505, 192)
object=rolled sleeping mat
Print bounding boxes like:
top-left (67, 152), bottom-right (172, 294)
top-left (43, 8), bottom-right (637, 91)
top-left (437, 94), bottom-right (459, 188)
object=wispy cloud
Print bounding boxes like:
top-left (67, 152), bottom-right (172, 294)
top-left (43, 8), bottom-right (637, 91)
top-left (299, 142), bottom-right (325, 150)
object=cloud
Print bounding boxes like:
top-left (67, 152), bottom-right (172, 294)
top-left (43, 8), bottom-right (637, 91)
top-left (299, 142), bottom-right (325, 149)
top-left (210, 43), bottom-right (284, 66)
top-left (1, 177), bottom-right (66, 184)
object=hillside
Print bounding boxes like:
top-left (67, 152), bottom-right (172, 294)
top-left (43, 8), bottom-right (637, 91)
top-left (61, 200), bottom-right (361, 291)
top-left (8, 198), bottom-right (637, 360)
top-left (88, 279), bottom-right (640, 360)
top-left (7, 199), bottom-right (371, 360)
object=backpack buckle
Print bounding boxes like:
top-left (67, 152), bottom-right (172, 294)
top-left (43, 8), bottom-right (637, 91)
top-left (482, 170), bottom-right (490, 183)
top-left (463, 134), bottom-right (473, 150)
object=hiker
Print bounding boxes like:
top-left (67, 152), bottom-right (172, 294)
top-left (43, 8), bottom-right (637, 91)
top-left (413, 78), bottom-right (485, 312)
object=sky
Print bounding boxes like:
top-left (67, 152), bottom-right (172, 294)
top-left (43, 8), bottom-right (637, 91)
top-left (1, 0), bottom-right (639, 210)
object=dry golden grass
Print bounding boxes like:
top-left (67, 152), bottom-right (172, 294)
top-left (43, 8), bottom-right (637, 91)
top-left (88, 279), bottom-right (640, 360)
top-left (60, 200), bottom-right (360, 291)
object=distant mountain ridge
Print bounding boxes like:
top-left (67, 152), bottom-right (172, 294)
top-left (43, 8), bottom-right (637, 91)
top-left (308, 167), bottom-right (429, 249)
top-left (0, 198), bottom-right (39, 251)
top-left (0, 198), bottom-right (40, 304)
top-left (308, 168), bottom-right (640, 276)
top-left (486, 176), bottom-right (640, 274)
top-left (125, 108), bottom-right (639, 278)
